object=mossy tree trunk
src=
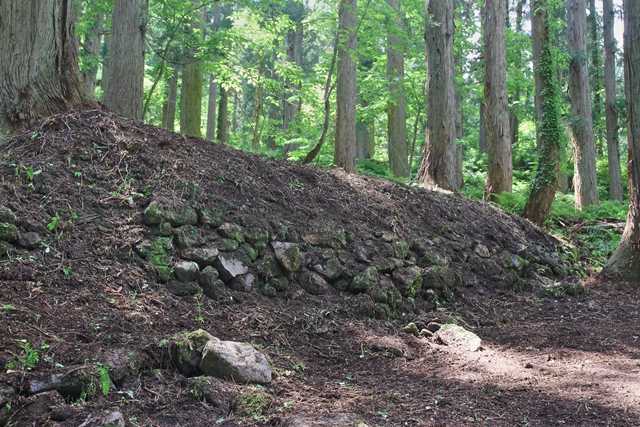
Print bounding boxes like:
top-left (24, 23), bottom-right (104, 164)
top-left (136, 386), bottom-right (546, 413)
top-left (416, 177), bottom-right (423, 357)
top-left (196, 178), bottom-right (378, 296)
top-left (103, 0), bottom-right (147, 120)
top-left (603, 0), bottom-right (624, 201)
top-left (386, 0), bottom-right (410, 177)
top-left (567, 0), bottom-right (599, 209)
top-left (483, 0), bottom-right (513, 199)
top-left (335, 0), bottom-right (358, 173)
top-left (162, 72), bottom-right (178, 132)
top-left (0, 0), bottom-right (86, 134)
top-left (217, 87), bottom-right (230, 144)
top-left (523, 0), bottom-right (563, 225)
top-left (417, 0), bottom-right (459, 191)
top-left (602, 0), bottom-right (640, 281)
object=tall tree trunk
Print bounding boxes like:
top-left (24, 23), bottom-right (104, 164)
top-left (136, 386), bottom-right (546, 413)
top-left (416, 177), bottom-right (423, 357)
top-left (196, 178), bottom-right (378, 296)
top-left (104, 0), bottom-right (147, 120)
top-left (0, 0), bottom-right (86, 133)
top-left (252, 82), bottom-right (264, 151)
top-left (335, 0), bottom-right (358, 172)
top-left (523, 0), bottom-right (563, 225)
top-left (81, 12), bottom-right (104, 98)
top-left (516, 0), bottom-right (527, 32)
top-left (386, 0), bottom-right (410, 177)
top-left (101, 32), bottom-right (112, 98)
top-left (567, 0), bottom-right (599, 208)
top-left (484, 0), bottom-right (513, 199)
top-left (603, 0), bottom-right (624, 201)
top-left (417, 0), bottom-right (459, 191)
top-left (588, 0), bottom-right (604, 150)
top-left (180, 60), bottom-right (203, 137)
top-left (284, 2), bottom-right (305, 130)
top-left (217, 87), bottom-right (230, 144)
top-left (162, 72), bottom-right (178, 131)
top-left (206, 77), bottom-right (218, 141)
top-left (602, 0), bottom-right (640, 281)
top-left (356, 59), bottom-right (374, 161)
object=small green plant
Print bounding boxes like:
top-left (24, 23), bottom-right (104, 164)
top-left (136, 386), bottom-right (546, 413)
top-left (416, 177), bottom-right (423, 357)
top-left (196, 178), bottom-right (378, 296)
top-left (97, 364), bottom-right (112, 397)
top-left (62, 265), bottom-right (73, 278)
top-left (47, 214), bottom-right (61, 232)
top-left (235, 387), bottom-right (271, 421)
top-left (287, 178), bottom-right (305, 190)
top-left (7, 340), bottom-right (46, 371)
top-left (1, 304), bottom-right (15, 313)
top-left (194, 292), bottom-right (205, 324)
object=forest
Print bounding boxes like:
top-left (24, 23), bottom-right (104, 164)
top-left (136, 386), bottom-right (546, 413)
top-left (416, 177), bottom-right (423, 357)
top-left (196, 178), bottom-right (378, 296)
top-left (0, 0), bottom-right (639, 425)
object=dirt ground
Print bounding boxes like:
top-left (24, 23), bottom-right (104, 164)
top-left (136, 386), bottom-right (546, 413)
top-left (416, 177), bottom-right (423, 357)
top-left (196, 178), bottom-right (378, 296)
top-left (1, 110), bottom-right (638, 426)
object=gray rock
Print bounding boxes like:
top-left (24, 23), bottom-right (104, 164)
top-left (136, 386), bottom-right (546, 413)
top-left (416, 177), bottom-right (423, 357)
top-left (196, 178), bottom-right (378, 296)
top-left (310, 253), bottom-right (343, 281)
top-left (0, 206), bottom-right (16, 224)
top-left (375, 257), bottom-right (405, 273)
top-left (435, 324), bottom-right (482, 351)
top-left (0, 384), bottom-right (16, 406)
top-left (214, 255), bottom-right (249, 283)
top-left (166, 281), bottom-right (200, 296)
top-left (218, 222), bottom-right (244, 242)
top-left (229, 273), bottom-right (255, 292)
top-left (175, 261), bottom-right (200, 282)
top-left (302, 231), bottom-right (346, 249)
top-left (17, 231), bottom-right (41, 249)
top-left (272, 241), bottom-right (302, 273)
top-left (182, 247), bottom-right (219, 267)
top-left (426, 322), bottom-right (442, 333)
top-left (351, 266), bottom-right (378, 292)
top-left (0, 241), bottom-right (11, 258)
top-left (173, 225), bottom-right (202, 249)
top-left (200, 338), bottom-right (272, 384)
top-left (186, 376), bottom-right (237, 412)
top-left (78, 410), bottom-right (126, 427)
top-left (0, 223), bottom-right (18, 243)
top-left (367, 276), bottom-right (401, 309)
top-left (219, 238), bottom-right (239, 252)
top-left (100, 348), bottom-right (146, 385)
top-left (162, 329), bottom-right (216, 376)
top-left (298, 270), bottom-right (331, 295)
top-left (198, 208), bottom-right (225, 228)
top-left (143, 201), bottom-right (198, 227)
top-left (199, 266), bottom-right (220, 287)
top-left (474, 243), bottom-right (491, 258)
top-left (392, 266), bottom-right (423, 298)
top-left (260, 283), bottom-right (278, 297)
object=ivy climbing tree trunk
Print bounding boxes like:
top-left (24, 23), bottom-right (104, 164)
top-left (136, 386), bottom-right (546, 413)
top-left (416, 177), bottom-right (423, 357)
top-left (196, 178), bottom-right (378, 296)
top-left (567, 0), bottom-right (599, 209)
top-left (0, 0), bottom-right (86, 134)
top-left (523, 0), bottom-right (563, 225)
top-left (104, 0), bottom-right (147, 120)
top-left (335, 0), bottom-right (358, 173)
top-left (603, 0), bottom-right (624, 201)
top-left (386, 0), bottom-right (410, 177)
top-left (602, 0), bottom-right (640, 281)
top-left (483, 0), bottom-right (513, 199)
top-left (417, 0), bottom-right (459, 191)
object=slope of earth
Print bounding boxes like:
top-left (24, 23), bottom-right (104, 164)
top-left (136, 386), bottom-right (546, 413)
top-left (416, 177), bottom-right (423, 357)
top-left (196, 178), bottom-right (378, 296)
top-left (0, 109), bottom-right (634, 426)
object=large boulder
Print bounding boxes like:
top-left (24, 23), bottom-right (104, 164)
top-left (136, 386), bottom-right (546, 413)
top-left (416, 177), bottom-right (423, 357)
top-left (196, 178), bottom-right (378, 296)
top-left (272, 242), bottom-right (302, 273)
top-left (200, 338), bottom-right (272, 384)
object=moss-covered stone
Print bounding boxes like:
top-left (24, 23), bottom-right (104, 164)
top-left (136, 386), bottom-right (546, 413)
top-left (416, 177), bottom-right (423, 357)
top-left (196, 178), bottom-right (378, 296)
top-left (198, 208), bottom-right (225, 228)
top-left (144, 201), bottom-right (198, 227)
top-left (218, 223), bottom-right (245, 243)
top-left (392, 266), bottom-right (423, 298)
top-left (0, 206), bottom-right (16, 224)
top-left (240, 243), bottom-right (258, 262)
top-left (0, 241), bottom-right (11, 258)
top-left (350, 266), bottom-right (378, 292)
top-left (0, 223), bottom-right (18, 243)
top-left (220, 238), bottom-right (239, 252)
top-left (272, 242), bottom-right (302, 273)
top-left (173, 225), bottom-right (202, 249)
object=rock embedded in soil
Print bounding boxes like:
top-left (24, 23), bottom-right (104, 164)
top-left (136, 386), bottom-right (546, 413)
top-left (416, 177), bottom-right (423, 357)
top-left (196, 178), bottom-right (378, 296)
top-left (10, 390), bottom-right (64, 426)
top-left (186, 376), bottom-right (237, 412)
top-left (229, 273), bottom-right (256, 292)
top-left (166, 281), bottom-right (200, 296)
top-left (392, 266), bottom-right (423, 298)
top-left (181, 247), bottom-right (219, 267)
top-left (0, 242), bottom-right (11, 258)
top-left (143, 201), bottom-right (198, 227)
top-left (215, 255), bottom-right (249, 283)
top-left (435, 324), bottom-right (482, 352)
top-left (78, 410), bottom-right (126, 427)
top-left (302, 230), bottom-right (347, 249)
top-left (200, 338), bottom-right (272, 384)
top-left (17, 231), bottom-right (42, 249)
top-left (218, 222), bottom-right (245, 242)
top-left (175, 261), bottom-right (200, 282)
top-left (198, 207), bottom-right (225, 228)
top-left (0, 223), bottom-right (18, 243)
top-left (298, 270), bottom-right (331, 295)
top-left (351, 266), bottom-right (379, 292)
top-left (272, 241), bottom-right (302, 273)
top-left (0, 206), bottom-right (16, 224)
top-left (173, 225), bottom-right (203, 249)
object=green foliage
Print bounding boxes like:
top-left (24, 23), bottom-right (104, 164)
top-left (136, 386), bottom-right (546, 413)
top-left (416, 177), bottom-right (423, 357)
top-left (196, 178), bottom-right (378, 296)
top-left (97, 364), bottom-right (112, 397)
top-left (7, 340), bottom-right (47, 371)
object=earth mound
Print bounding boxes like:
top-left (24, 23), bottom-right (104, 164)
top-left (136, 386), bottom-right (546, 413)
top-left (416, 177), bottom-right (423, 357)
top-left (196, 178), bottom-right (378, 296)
top-left (0, 109), bottom-right (575, 425)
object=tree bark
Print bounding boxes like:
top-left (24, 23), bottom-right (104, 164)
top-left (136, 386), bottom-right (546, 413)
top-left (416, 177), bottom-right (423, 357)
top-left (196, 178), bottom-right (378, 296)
top-left (588, 0), bottom-right (604, 150)
top-left (335, 0), bottom-right (358, 173)
top-left (0, 0), bottom-right (86, 133)
top-left (104, 0), bottom-right (147, 120)
top-left (80, 12), bottom-right (104, 98)
top-left (206, 77), bottom-right (218, 141)
top-left (567, 0), bottom-right (599, 209)
top-left (603, 0), bottom-right (624, 201)
top-left (180, 60), bottom-right (203, 137)
top-left (523, 0), bottom-right (563, 225)
top-left (217, 86), bottom-right (230, 144)
top-left (386, 0), bottom-right (410, 177)
top-left (484, 0), bottom-right (513, 199)
top-left (602, 0), bottom-right (640, 281)
top-left (516, 0), bottom-right (527, 32)
top-left (162, 72), bottom-right (178, 132)
top-left (284, 2), bottom-right (305, 130)
top-left (417, 0), bottom-right (460, 191)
